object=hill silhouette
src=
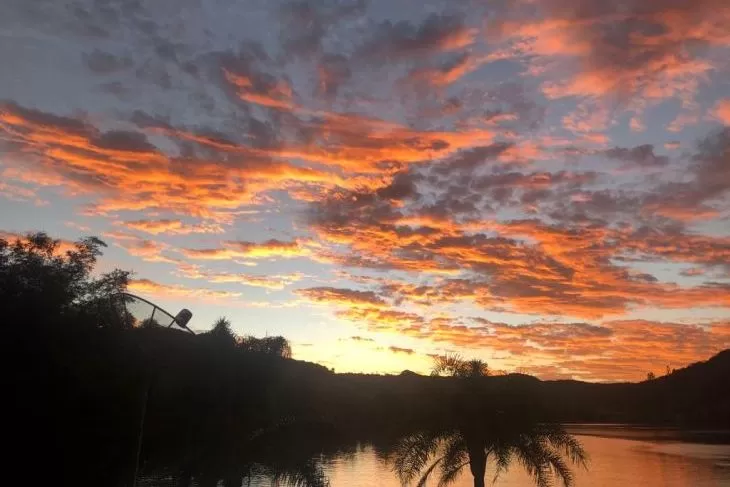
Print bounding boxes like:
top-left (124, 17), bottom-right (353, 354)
top-left (322, 349), bottom-right (730, 431)
top-left (537, 349), bottom-right (730, 426)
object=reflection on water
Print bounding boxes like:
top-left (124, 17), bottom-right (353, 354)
top-left (138, 427), bottom-right (730, 486)
top-left (320, 428), bottom-right (730, 487)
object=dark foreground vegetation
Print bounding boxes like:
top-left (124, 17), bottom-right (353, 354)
top-left (4, 234), bottom-right (728, 486)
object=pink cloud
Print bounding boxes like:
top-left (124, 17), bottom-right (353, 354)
top-left (712, 99), bottom-right (730, 124)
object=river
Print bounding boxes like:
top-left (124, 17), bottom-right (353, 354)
top-left (320, 426), bottom-right (730, 486)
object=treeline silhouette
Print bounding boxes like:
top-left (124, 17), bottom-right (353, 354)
top-left (4, 233), bottom-right (728, 486)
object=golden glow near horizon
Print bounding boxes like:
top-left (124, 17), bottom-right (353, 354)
top-left (2, 0), bottom-right (730, 381)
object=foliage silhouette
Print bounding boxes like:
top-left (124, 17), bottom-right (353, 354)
top-left (205, 317), bottom-right (238, 347)
top-left (3, 233), bottom-right (330, 487)
top-left (0, 232), bottom-right (129, 326)
top-left (432, 353), bottom-right (490, 378)
top-left (239, 334), bottom-right (293, 358)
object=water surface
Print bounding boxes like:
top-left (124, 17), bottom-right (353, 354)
top-left (322, 427), bottom-right (730, 486)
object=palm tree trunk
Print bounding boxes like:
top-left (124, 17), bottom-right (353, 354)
top-left (467, 440), bottom-right (486, 487)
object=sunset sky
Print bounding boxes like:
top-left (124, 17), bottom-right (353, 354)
top-left (2, 0), bottom-right (730, 381)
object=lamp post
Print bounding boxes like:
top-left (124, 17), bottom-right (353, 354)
top-left (116, 293), bottom-right (194, 487)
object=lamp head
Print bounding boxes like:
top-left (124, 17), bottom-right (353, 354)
top-left (175, 309), bottom-right (193, 328)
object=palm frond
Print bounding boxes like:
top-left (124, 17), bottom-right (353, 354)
top-left (431, 354), bottom-right (489, 378)
top-left (440, 433), bottom-right (467, 471)
top-left (268, 459), bottom-right (330, 487)
top-left (437, 434), bottom-right (468, 487)
top-left (513, 437), bottom-right (553, 487)
top-left (512, 430), bottom-right (585, 487)
top-left (541, 447), bottom-right (575, 487)
top-left (431, 353), bottom-right (465, 377)
top-left (541, 425), bottom-right (589, 468)
top-left (489, 443), bottom-right (512, 484)
top-left (392, 431), bottom-right (447, 484)
top-left (415, 456), bottom-right (444, 487)
top-left (437, 460), bottom-right (469, 487)
top-left (465, 359), bottom-right (490, 377)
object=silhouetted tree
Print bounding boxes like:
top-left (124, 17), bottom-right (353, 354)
top-left (202, 319), bottom-right (293, 358)
top-left (393, 355), bottom-right (587, 487)
top-left (0, 232), bottom-right (129, 326)
top-left (239, 335), bottom-right (292, 358)
top-left (432, 354), bottom-right (489, 378)
top-left (3, 232), bottom-right (134, 485)
top-left (647, 372), bottom-right (656, 381)
top-left (207, 317), bottom-right (238, 347)
top-left (139, 317), bottom-right (161, 329)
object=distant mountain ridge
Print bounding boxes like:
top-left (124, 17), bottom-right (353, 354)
top-left (326, 348), bottom-right (730, 429)
top-left (531, 349), bottom-right (730, 426)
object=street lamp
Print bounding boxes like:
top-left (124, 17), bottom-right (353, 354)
top-left (117, 292), bottom-right (194, 334)
top-left (114, 292), bottom-right (194, 486)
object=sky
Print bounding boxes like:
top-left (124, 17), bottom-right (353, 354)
top-left (1, 0), bottom-right (729, 381)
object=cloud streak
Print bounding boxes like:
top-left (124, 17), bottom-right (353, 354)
top-left (128, 278), bottom-right (242, 301)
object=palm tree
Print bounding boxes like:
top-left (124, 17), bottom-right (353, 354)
top-left (392, 355), bottom-right (587, 487)
top-left (432, 354), bottom-right (490, 378)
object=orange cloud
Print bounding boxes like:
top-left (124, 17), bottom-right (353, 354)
top-left (712, 99), bottom-right (730, 124)
top-left (181, 239), bottom-right (311, 260)
top-left (0, 102), bottom-right (348, 222)
top-left (177, 263), bottom-right (304, 290)
top-left (128, 278), bottom-right (242, 301)
top-left (403, 52), bottom-right (494, 89)
top-left (274, 112), bottom-right (494, 174)
top-left (336, 307), bottom-right (425, 332)
top-left (207, 273), bottom-right (304, 289)
top-left (494, 0), bottom-right (730, 118)
top-left (121, 219), bottom-right (224, 235)
top-left (161, 101), bottom-right (493, 177)
top-left (290, 280), bottom-right (730, 381)
top-left (424, 317), bottom-right (729, 381)
top-left (103, 231), bottom-right (179, 264)
top-left (0, 94), bottom-right (505, 233)
top-left (295, 286), bottom-right (387, 308)
top-left (0, 180), bottom-right (48, 206)
top-left (0, 231), bottom-right (21, 242)
top-left (309, 181), bottom-right (730, 319)
top-left (224, 69), bottom-right (296, 111)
